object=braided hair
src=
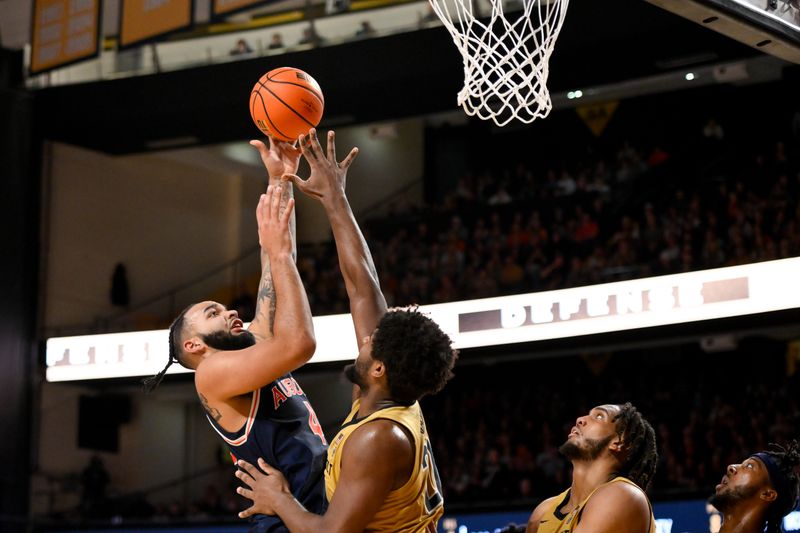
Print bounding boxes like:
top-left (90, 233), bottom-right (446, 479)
top-left (762, 440), bottom-right (800, 533)
top-left (142, 304), bottom-right (193, 393)
top-left (612, 402), bottom-right (658, 491)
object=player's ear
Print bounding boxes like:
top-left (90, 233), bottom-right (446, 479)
top-left (760, 488), bottom-right (778, 503)
top-left (609, 435), bottom-right (625, 453)
top-left (184, 336), bottom-right (205, 355)
top-left (370, 360), bottom-right (385, 379)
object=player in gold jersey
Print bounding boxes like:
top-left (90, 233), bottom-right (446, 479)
top-left (526, 403), bottom-right (658, 533)
top-left (233, 128), bottom-right (457, 533)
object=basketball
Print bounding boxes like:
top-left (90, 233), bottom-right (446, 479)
top-left (249, 67), bottom-right (325, 142)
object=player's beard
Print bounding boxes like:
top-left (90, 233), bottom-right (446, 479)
top-left (202, 329), bottom-right (257, 351)
top-left (709, 484), bottom-right (760, 513)
top-left (559, 434), bottom-right (614, 461)
top-left (344, 359), bottom-right (369, 388)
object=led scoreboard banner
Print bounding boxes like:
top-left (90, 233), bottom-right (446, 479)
top-left (46, 258), bottom-right (800, 382)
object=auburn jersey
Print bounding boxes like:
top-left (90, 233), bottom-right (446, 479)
top-left (206, 373), bottom-right (327, 532)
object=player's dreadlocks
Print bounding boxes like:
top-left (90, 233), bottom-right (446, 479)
top-left (612, 402), bottom-right (658, 491)
top-left (759, 440), bottom-right (800, 533)
top-left (142, 304), bottom-right (192, 393)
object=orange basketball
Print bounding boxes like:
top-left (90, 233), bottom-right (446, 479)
top-left (249, 67), bottom-right (325, 142)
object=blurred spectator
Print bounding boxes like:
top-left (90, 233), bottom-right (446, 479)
top-left (229, 38), bottom-right (253, 56)
top-left (419, 4), bottom-right (440, 26)
top-left (298, 27), bottom-right (326, 46)
top-left (268, 33), bottom-right (284, 50)
top-left (80, 455), bottom-right (110, 518)
top-left (355, 20), bottom-right (376, 38)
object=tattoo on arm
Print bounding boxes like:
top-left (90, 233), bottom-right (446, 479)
top-left (255, 273), bottom-right (277, 336)
top-left (280, 182), bottom-right (297, 262)
top-left (199, 393), bottom-right (222, 422)
top-left (252, 180), bottom-right (293, 338)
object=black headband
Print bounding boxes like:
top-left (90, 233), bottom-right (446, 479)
top-left (751, 452), bottom-right (797, 517)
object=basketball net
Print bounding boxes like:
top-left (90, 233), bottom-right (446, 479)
top-left (428, 0), bottom-right (569, 126)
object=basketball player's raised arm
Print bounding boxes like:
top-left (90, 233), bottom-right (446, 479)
top-left (247, 138), bottom-right (300, 342)
top-left (235, 419), bottom-right (410, 533)
top-left (285, 129), bottom-right (387, 346)
top-left (196, 186), bottom-right (315, 399)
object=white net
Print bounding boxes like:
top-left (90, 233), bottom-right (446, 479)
top-left (428, 0), bottom-right (569, 126)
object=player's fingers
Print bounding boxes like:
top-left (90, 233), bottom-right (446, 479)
top-left (270, 185), bottom-right (282, 222)
top-left (300, 128), bottom-right (321, 162)
top-left (309, 128), bottom-right (325, 160)
top-left (298, 134), bottom-right (313, 161)
top-left (256, 194), bottom-right (266, 224)
top-left (326, 130), bottom-right (337, 162)
top-left (281, 173), bottom-right (306, 191)
top-left (237, 459), bottom-right (263, 481)
top-left (249, 140), bottom-right (269, 163)
top-left (239, 504), bottom-right (257, 519)
top-left (280, 198), bottom-right (295, 227)
top-left (258, 457), bottom-right (278, 475)
top-left (340, 147), bottom-right (359, 170)
top-left (287, 142), bottom-right (301, 157)
top-left (263, 185), bottom-right (274, 221)
top-left (236, 486), bottom-right (254, 499)
top-left (234, 468), bottom-right (256, 488)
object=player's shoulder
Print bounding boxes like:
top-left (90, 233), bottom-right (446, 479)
top-left (582, 479), bottom-right (650, 525)
top-left (528, 494), bottom-right (561, 524)
top-left (591, 478), bottom-right (648, 505)
top-left (341, 418), bottom-right (413, 467)
top-left (350, 417), bottom-right (413, 450)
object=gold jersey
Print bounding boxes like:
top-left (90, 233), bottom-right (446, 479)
top-left (324, 399), bottom-right (443, 533)
top-left (536, 477), bottom-right (656, 533)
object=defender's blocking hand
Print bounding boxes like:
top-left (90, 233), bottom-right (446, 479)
top-left (282, 128), bottom-right (358, 205)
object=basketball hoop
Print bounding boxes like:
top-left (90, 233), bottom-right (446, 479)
top-left (428, 0), bottom-right (569, 126)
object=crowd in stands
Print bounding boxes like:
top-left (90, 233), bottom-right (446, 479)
top-left (291, 136), bottom-right (800, 315)
top-left (421, 343), bottom-right (799, 506)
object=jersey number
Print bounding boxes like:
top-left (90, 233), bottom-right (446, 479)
top-left (303, 401), bottom-right (327, 445)
top-left (421, 439), bottom-right (443, 514)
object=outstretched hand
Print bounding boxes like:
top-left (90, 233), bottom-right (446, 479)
top-left (250, 137), bottom-right (302, 180)
top-left (235, 458), bottom-right (291, 519)
top-left (282, 128), bottom-right (358, 205)
top-left (256, 184), bottom-right (295, 259)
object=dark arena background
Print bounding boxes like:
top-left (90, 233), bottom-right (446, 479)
top-left (2, 0), bottom-right (800, 531)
